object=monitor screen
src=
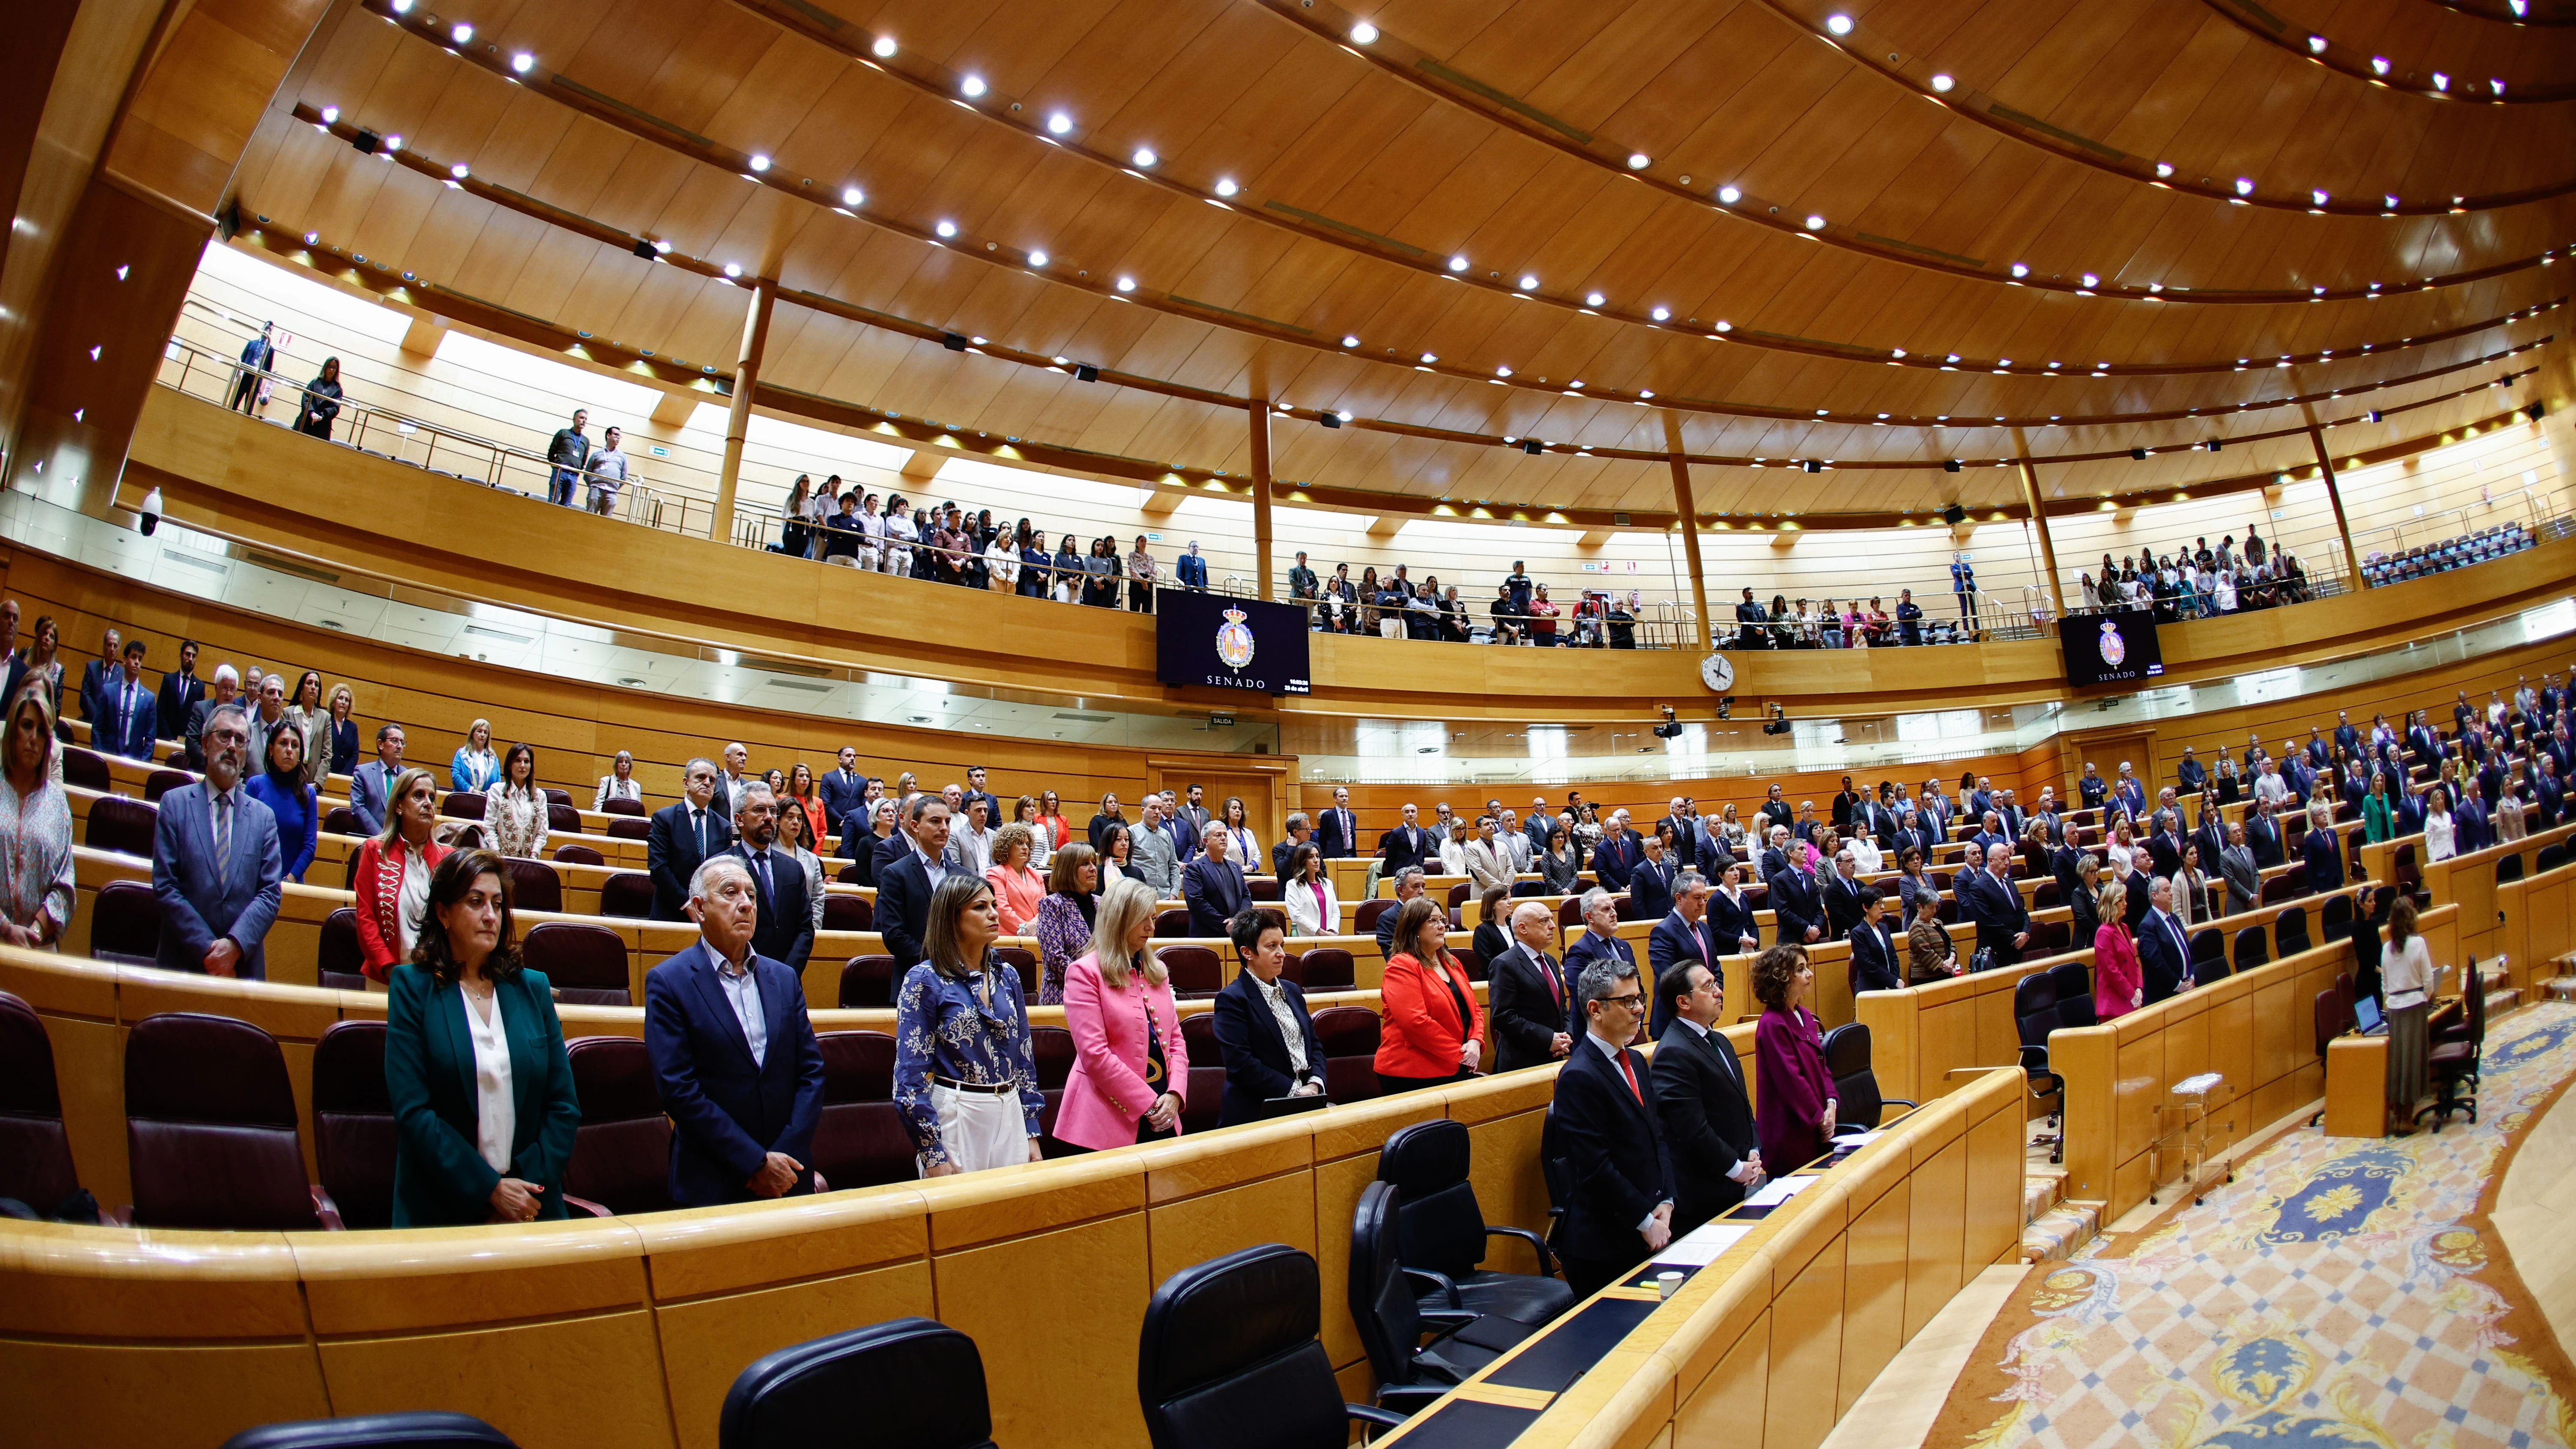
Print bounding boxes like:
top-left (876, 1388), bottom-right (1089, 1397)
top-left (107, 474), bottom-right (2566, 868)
top-left (2062, 608), bottom-right (2164, 687)
top-left (1155, 590), bottom-right (1312, 696)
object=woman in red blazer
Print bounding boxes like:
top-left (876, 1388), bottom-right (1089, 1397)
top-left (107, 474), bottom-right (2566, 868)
top-left (353, 766), bottom-right (451, 982)
top-left (1374, 896), bottom-right (1485, 1093)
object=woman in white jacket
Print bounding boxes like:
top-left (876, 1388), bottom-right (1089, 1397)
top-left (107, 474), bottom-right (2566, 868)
top-left (2423, 784), bottom-right (2457, 861)
top-left (1280, 842), bottom-right (1339, 938)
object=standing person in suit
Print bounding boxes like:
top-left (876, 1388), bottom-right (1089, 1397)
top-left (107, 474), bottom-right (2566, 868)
top-left (1847, 887), bottom-right (1901, 994)
top-left (1822, 849), bottom-right (1866, 937)
top-left (725, 783), bottom-right (814, 974)
top-left (1651, 962), bottom-right (1761, 1233)
top-left (818, 747), bottom-right (867, 828)
top-left (2176, 747), bottom-right (2207, 798)
top-left (1462, 814), bottom-right (1513, 895)
top-left (1377, 802), bottom-right (1431, 875)
top-left (707, 742), bottom-right (750, 822)
top-left (646, 759), bottom-right (732, 922)
top-left (2244, 800), bottom-right (2285, 869)
top-left (644, 856), bottom-right (826, 1206)
top-left (1563, 887), bottom-right (1637, 985)
top-left (1181, 826), bottom-right (1249, 935)
top-left (1549, 956), bottom-right (1676, 1300)
top-left (1645, 871), bottom-right (1726, 1038)
top-left (1316, 787), bottom-right (1360, 859)
top-left (2136, 876), bottom-right (2195, 1003)
top-left (1487, 900), bottom-right (1574, 1073)
top-left (155, 638), bottom-right (204, 747)
top-left (1627, 831), bottom-right (1676, 921)
top-left (1271, 813), bottom-right (1316, 879)
top-left (2301, 800), bottom-right (2346, 895)
top-left (1765, 827), bottom-right (1825, 946)
top-left (1055, 878), bottom-right (1190, 1149)
top-left (877, 794), bottom-right (960, 970)
top-left (348, 724), bottom-right (407, 839)
top-left (182, 664), bottom-right (240, 771)
top-left (1751, 946), bottom-right (1837, 1171)
top-left (1706, 860), bottom-right (1762, 956)
top-left (91, 639), bottom-right (157, 761)
top-left (1959, 843), bottom-right (2031, 969)
top-left (384, 849), bottom-right (582, 1227)
top-left (74, 627), bottom-right (118, 724)
top-left (1212, 908), bottom-right (1327, 1124)
top-left (1589, 810), bottom-right (1642, 890)
top-left (961, 766), bottom-right (1002, 830)
top-left (1127, 796), bottom-right (1180, 899)
top-left (149, 702), bottom-right (284, 979)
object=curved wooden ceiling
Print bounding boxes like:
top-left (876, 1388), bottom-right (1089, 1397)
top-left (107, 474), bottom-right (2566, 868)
top-left (229, 0), bottom-right (2576, 517)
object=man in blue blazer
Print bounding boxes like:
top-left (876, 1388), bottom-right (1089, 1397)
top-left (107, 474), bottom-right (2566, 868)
top-left (2301, 809), bottom-right (2346, 896)
top-left (1211, 909), bottom-right (1327, 1125)
top-left (875, 796), bottom-right (957, 969)
top-left (1589, 812), bottom-right (1642, 891)
top-left (1548, 955), bottom-right (1675, 1301)
top-left (1644, 872), bottom-right (1725, 1038)
top-left (1182, 828), bottom-right (1249, 936)
top-left (1627, 833), bottom-right (1676, 922)
top-left (647, 759), bottom-right (732, 921)
top-left (1315, 787), bottom-right (1361, 859)
top-left (347, 724), bottom-right (406, 838)
top-left (644, 856), bottom-right (826, 1207)
top-left (75, 626), bottom-right (118, 724)
top-left (817, 747), bottom-right (868, 829)
top-left (2136, 878), bottom-right (2195, 1004)
top-left (1376, 804), bottom-right (1430, 876)
top-left (149, 703), bottom-right (284, 979)
top-left (155, 638), bottom-right (204, 745)
top-left (92, 640), bottom-right (158, 761)
top-left (726, 783), bottom-right (814, 973)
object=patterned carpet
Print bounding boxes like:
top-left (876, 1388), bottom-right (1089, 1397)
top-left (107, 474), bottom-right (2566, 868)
top-left (1929, 1002), bottom-right (2576, 1449)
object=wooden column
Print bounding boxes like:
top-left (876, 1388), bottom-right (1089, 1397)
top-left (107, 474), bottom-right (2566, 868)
top-left (2014, 451), bottom-right (2068, 623)
top-left (711, 279), bottom-right (775, 544)
top-left (1662, 412), bottom-right (1713, 651)
top-left (1249, 401), bottom-right (1274, 599)
top-left (2303, 417), bottom-right (2365, 586)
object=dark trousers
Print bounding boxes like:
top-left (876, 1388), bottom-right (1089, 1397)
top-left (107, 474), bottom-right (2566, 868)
top-left (1376, 1069), bottom-right (1471, 1096)
top-left (1128, 582), bottom-right (1154, 612)
top-left (227, 371), bottom-right (261, 412)
top-left (548, 467), bottom-right (580, 506)
top-left (1563, 1247), bottom-right (1649, 1303)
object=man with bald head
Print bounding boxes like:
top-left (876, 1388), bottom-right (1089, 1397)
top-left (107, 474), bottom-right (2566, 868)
top-left (1488, 900), bottom-right (1573, 1072)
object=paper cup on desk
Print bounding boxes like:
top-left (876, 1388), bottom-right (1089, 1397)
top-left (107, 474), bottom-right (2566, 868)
top-left (1656, 1271), bottom-right (1684, 1300)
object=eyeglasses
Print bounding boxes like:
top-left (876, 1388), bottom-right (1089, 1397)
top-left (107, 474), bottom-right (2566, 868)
top-left (1602, 993), bottom-right (1644, 1009)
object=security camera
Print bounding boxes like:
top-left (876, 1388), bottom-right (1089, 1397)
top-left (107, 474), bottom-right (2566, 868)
top-left (136, 486), bottom-right (163, 537)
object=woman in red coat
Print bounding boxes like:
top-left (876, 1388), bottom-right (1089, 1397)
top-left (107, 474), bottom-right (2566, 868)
top-left (2091, 880), bottom-right (2144, 1021)
top-left (1373, 896), bottom-right (1485, 1093)
top-left (353, 766), bottom-right (451, 982)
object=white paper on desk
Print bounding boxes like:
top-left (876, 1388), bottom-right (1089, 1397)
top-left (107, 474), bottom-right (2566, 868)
top-left (1744, 1175), bottom-right (1821, 1209)
top-left (1653, 1224), bottom-right (1753, 1267)
top-left (1832, 1128), bottom-right (1885, 1145)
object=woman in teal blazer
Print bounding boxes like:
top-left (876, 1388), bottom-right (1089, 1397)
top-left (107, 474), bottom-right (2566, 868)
top-left (385, 848), bottom-right (582, 1227)
top-left (2361, 772), bottom-right (2396, 844)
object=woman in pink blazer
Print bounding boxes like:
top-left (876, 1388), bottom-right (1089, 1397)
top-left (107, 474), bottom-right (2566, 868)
top-left (985, 823), bottom-right (1047, 935)
top-left (1055, 878), bottom-right (1189, 1151)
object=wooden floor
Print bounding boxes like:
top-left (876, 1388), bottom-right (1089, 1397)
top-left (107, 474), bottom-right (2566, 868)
top-left (2492, 1064), bottom-right (2576, 1356)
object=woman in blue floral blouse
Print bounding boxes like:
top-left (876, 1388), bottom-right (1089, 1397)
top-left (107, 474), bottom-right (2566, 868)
top-left (893, 874), bottom-right (1045, 1176)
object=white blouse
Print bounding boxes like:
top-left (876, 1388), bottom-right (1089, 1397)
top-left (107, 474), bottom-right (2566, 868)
top-left (398, 849), bottom-right (431, 961)
top-left (2382, 936), bottom-right (2433, 1009)
top-left (2424, 811), bottom-right (2455, 861)
top-left (461, 989), bottom-right (515, 1174)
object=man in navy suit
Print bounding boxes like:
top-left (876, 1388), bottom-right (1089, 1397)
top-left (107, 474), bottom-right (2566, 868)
top-left (647, 759), bottom-right (733, 922)
top-left (1377, 803), bottom-right (1431, 876)
top-left (1316, 787), bottom-right (1361, 859)
top-left (1486, 899), bottom-right (1573, 1073)
top-left (2333, 711), bottom-right (2361, 760)
top-left (1627, 832), bottom-right (1677, 922)
top-left (1961, 844), bottom-right (2031, 969)
top-left (817, 747), bottom-right (868, 829)
top-left (2243, 801), bottom-right (2286, 870)
top-left (347, 724), bottom-right (406, 838)
top-left (1765, 827), bottom-right (1825, 947)
top-left (1182, 827), bottom-right (1249, 935)
top-left (1548, 956), bottom-right (1675, 1301)
top-left (1651, 961), bottom-right (1760, 1233)
top-left (155, 638), bottom-right (204, 745)
top-left (2112, 765), bottom-right (2147, 823)
top-left (1645, 872), bottom-right (1725, 1038)
top-left (875, 795), bottom-right (957, 969)
top-left (1822, 850), bottom-right (1866, 937)
top-left (149, 703), bottom-right (283, 978)
top-left (2136, 877), bottom-right (2195, 1003)
top-left (644, 856), bottom-right (825, 1207)
top-left (1564, 887), bottom-right (1637, 984)
top-left (726, 783), bottom-right (815, 973)
top-left (1175, 541), bottom-right (1208, 589)
top-left (2301, 805), bottom-right (2345, 896)
top-left (93, 639), bottom-right (158, 761)
top-left (75, 626), bottom-right (119, 725)
top-left (1211, 909), bottom-right (1327, 1125)
top-left (1590, 810), bottom-right (1642, 891)
top-left (962, 766), bottom-right (1002, 830)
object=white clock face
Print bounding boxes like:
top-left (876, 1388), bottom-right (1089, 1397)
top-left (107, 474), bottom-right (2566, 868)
top-left (1700, 653), bottom-right (1735, 693)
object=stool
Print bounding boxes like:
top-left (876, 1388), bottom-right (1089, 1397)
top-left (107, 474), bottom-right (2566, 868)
top-left (2149, 1072), bottom-right (2236, 1207)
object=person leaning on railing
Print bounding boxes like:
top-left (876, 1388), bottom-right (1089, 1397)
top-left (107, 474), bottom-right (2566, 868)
top-left (583, 427), bottom-right (629, 517)
top-left (292, 358), bottom-right (343, 440)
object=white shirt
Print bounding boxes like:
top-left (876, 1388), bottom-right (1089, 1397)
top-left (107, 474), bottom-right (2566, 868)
top-left (2382, 936), bottom-right (2433, 1008)
top-left (461, 988), bottom-right (515, 1173)
top-left (1251, 972), bottom-right (1311, 1076)
top-left (708, 943), bottom-right (767, 1068)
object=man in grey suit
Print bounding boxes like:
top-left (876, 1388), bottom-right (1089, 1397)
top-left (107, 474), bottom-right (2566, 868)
top-left (347, 723), bottom-right (407, 837)
top-left (1130, 795), bottom-right (1180, 898)
top-left (183, 663), bottom-right (240, 771)
top-left (150, 703), bottom-right (284, 979)
top-left (2219, 821), bottom-right (2262, 918)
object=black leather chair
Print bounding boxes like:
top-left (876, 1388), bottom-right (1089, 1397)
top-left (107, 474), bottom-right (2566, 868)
top-left (839, 954), bottom-right (898, 1009)
top-left (2050, 961), bottom-right (2096, 1029)
top-left (720, 1318), bottom-right (993, 1449)
top-left (0, 990), bottom-right (88, 1220)
top-left (1179, 1014), bottom-right (1225, 1136)
top-left (2319, 893), bottom-right (2353, 938)
top-left (2421, 961), bottom-right (2486, 1132)
top-left (2274, 905), bottom-right (2310, 959)
top-left (811, 1030), bottom-right (917, 1191)
top-left (318, 907), bottom-right (368, 991)
top-left (1374, 1118), bottom-right (1573, 1324)
top-left (84, 793), bottom-right (156, 857)
top-left (219, 1411), bottom-right (519, 1447)
top-left (89, 878), bottom-right (162, 967)
top-left (2306, 981), bottom-right (2356, 1127)
top-left (2012, 974), bottom-right (2064, 1164)
top-left (1310, 1007), bottom-right (1380, 1103)
top-left (1820, 1022), bottom-right (1917, 1131)
top-left (2497, 854), bottom-right (2526, 886)
top-left (563, 1036), bottom-right (671, 1215)
top-left (522, 921), bottom-right (631, 1006)
top-left (143, 767), bottom-right (193, 802)
top-left (2233, 926), bottom-right (2270, 973)
top-left (2537, 843), bottom-right (2567, 874)
top-left (1139, 1243), bottom-right (1408, 1448)
top-left (1348, 1181), bottom-right (1537, 1413)
top-left (125, 1012), bottom-right (341, 1230)
top-left (598, 872), bottom-right (654, 918)
top-left (311, 1019), bottom-right (396, 1229)
top-left (440, 790), bottom-right (486, 821)
top-left (1030, 1024), bottom-right (1080, 1157)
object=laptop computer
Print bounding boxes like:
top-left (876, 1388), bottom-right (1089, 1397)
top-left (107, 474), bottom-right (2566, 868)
top-left (2352, 994), bottom-right (2388, 1036)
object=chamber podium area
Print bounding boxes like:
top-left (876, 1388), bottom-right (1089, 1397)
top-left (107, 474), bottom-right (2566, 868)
top-left (6, 1), bottom-right (2576, 1447)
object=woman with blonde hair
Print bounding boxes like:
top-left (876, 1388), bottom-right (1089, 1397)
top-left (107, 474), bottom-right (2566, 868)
top-left (322, 681), bottom-right (359, 778)
top-left (450, 719), bottom-right (501, 793)
top-left (0, 686), bottom-right (74, 948)
top-left (1054, 878), bottom-right (1188, 1149)
top-left (353, 766), bottom-right (451, 982)
top-left (2092, 880), bottom-right (2142, 1020)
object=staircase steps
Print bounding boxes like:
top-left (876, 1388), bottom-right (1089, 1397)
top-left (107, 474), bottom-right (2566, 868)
top-left (2021, 1202), bottom-right (2104, 1264)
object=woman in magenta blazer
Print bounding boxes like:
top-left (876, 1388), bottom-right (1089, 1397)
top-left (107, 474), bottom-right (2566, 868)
top-left (1055, 877), bottom-right (1189, 1150)
top-left (2091, 880), bottom-right (2143, 1021)
top-left (1751, 945), bottom-right (1837, 1171)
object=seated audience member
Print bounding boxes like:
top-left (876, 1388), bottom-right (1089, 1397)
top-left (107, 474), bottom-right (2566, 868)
top-left (724, 782), bottom-right (814, 973)
top-left (1550, 955), bottom-right (1676, 1300)
top-left (1488, 899), bottom-right (1573, 1073)
top-left (1056, 878), bottom-right (1189, 1149)
top-left (155, 638), bottom-right (204, 745)
top-left (1033, 842), bottom-right (1100, 1006)
top-left (1181, 825), bottom-right (1248, 935)
top-left (1651, 962), bottom-right (1761, 1233)
top-left (644, 856), bottom-right (826, 1206)
top-left (2092, 881), bottom-right (2142, 1021)
top-left (353, 767), bottom-right (449, 982)
top-left (0, 687), bottom-right (74, 947)
top-left (1374, 896), bottom-right (1485, 1094)
top-left (1213, 907), bottom-right (1327, 1124)
top-left (183, 662), bottom-right (240, 770)
top-left (1751, 945), bottom-right (1836, 1172)
top-left (1282, 843), bottom-right (1338, 938)
top-left (893, 875), bottom-right (1045, 1173)
top-left (450, 719), bottom-right (502, 794)
top-left (385, 849), bottom-right (580, 1227)
top-left (595, 750), bottom-right (644, 811)
top-left (349, 724), bottom-right (406, 837)
top-left (92, 640), bottom-right (157, 761)
top-left (647, 758), bottom-right (732, 922)
top-left (985, 823), bottom-right (1046, 935)
top-left (243, 716), bottom-right (318, 885)
top-left (483, 743), bottom-right (549, 861)
top-left (150, 703), bottom-right (284, 979)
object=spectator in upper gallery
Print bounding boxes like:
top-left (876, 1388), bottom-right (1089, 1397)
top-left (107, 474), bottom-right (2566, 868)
top-left (594, 750), bottom-right (643, 811)
top-left (647, 758), bottom-right (732, 923)
top-left (1127, 535), bottom-right (1159, 612)
top-left (644, 856), bottom-right (826, 1206)
top-left (156, 637), bottom-right (204, 746)
top-left (91, 639), bottom-right (157, 762)
top-left (228, 320), bottom-right (276, 412)
top-left (349, 724), bottom-right (407, 838)
top-left (1176, 540), bottom-right (1209, 590)
top-left (150, 702), bottom-right (283, 979)
top-left (449, 719), bottom-right (502, 794)
top-left (353, 766), bottom-right (450, 982)
top-left (892, 875), bottom-right (1045, 1174)
top-left (583, 426), bottom-right (629, 516)
top-left (0, 687), bottom-right (75, 948)
top-left (293, 357), bottom-right (343, 440)
top-left (544, 408), bottom-right (592, 508)
top-left (242, 712), bottom-right (318, 885)
top-left (483, 743), bottom-right (549, 860)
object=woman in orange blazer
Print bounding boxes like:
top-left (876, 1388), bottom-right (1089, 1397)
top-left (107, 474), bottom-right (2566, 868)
top-left (1055, 878), bottom-right (1188, 1149)
top-left (352, 766), bottom-right (451, 982)
top-left (1374, 896), bottom-right (1485, 1094)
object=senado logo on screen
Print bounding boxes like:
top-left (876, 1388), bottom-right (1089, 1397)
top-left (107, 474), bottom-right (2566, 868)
top-left (1216, 606), bottom-right (1257, 672)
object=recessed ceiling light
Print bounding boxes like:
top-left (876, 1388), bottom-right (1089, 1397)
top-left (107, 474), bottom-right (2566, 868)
top-left (1116, 276), bottom-right (1136, 292)
top-left (320, 105), bottom-right (338, 123)
top-left (1214, 177), bottom-right (1238, 197)
top-left (653, 238), bottom-right (671, 254)
top-left (1944, 353), bottom-right (1960, 362)
top-left (2154, 161), bottom-right (2173, 178)
top-left (2234, 177), bottom-right (2255, 195)
top-left (1446, 255), bottom-right (1468, 272)
top-left (1584, 292), bottom-right (1605, 307)
top-left (1929, 73), bottom-right (1953, 92)
top-left (1714, 320), bottom-right (1733, 332)
top-left (450, 21), bottom-right (472, 43)
top-left (935, 219), bottom-right (957, 237)
top-left (2307, 34), bottom-right (2327, 52)
top-left (1570, 380), bottom-right (1584, 388)
top-left (1639, 389), bottom-right (1654, 399)
top-left (1804, 214), bottom-right (1825, 230)
top-left (1518, 273), bottom-right (1538, 289)
top-left (1132, 146), bottom-right (1157, 167)
top-left (1626, 152), bottom-right (1650, 169)
top-left (1342, 335), bottom-right (1359, 347)
top-left (1650, 306), bottom-right (1670, 321)
top-left (2079, 272), bottom-right (2098, 288)
top-left (303, 231), bottom-right (319, 245)
top-left (841, 186), bottom-right (863, 207)
top-left (510, 53), bottom-right (535, 74)
top-left (2010, 262), bottom-right (2029, 277)
top-left (1336, 410), bottom-right (1353, 421)
top-left (2311, 189), bottom-right (2329, 205)
top-left (449, 162), bottom-right (469, 179)
top-left (748, 154), bottom-right (770, 172)
top-left (1496, 365), bottom-right (1512, 377)
top-left (1419, 352), bottom-right (1437, 363)
top-left (723, 263), bottom-right (741, 277)
top-left (1026, 250), bottom-right (1047, 266)
top-left (2492, 78), bottom-right (2506, 94)
top-left (2371, 56), bottom-right (2389, 74)
top-left (385, 133), bottom-right (403, 151)
top-left (1047, 112), bottom-right (1072, 135)
top-left (1825, 13), bottom-right (1853, 34)
top-left (1716, 185), bottom-right (1741, 203)
top-left (1349, 21), bottom-right (1378, 43)
top-left (2431, 72), bottom-right (2448, 90)
top-left (960, 75), bottom-right (987, 98)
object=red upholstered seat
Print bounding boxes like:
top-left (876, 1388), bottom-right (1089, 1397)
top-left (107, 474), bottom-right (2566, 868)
top-left (502, 857), bottom-right (562, 914)
top-left (601, 797), bottom-right (647, 818)
top-left (811, 1030), bottom-right (916, 1190)
top-left (1311, 1006), bottom-right (1382, 1103)
top-left (310, 1020), bottom-right (395, 1229)
top-left (90, 879), bottom-right (162, 967)
top-left (441, 790), bottom-right (486, 821)
top-left (60, 748), bottom-right (109, 792)
top-left (143, 768), bottom-right (194, 802)
top-left (0, 990), bottom-right (84, 1216)
top-left (839, 954), bottom-right (898, 1009)
top-left (523, 921), bottom-right (631, 1006)
top-left (554, 843), bottom-right (605, 866)
top-left (564, 1036), bottom-right (672, 1215)
top-left (1161, 945), bottom-right (1222, 999)
top-left (1290, 947), bottom-right (1355, 992)
top-left (318, 907), bottom-right (367, 990)
top-left (125, 1012), bottom-right (339, 1230)
top-left (605, 817), bottom-right (652, 841)
top-left (598, 871), bottom-right (654, 919)
top-left (84, 794), bottom-right (156, 858)
top-left (823, 893), bottom-right (874, 932)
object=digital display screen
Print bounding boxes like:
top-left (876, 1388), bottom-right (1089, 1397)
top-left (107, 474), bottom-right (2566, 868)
top-left (1155, 589), bottom-right (1312, 695)
top-left (2063, 608), bottom-right (2164, 687)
